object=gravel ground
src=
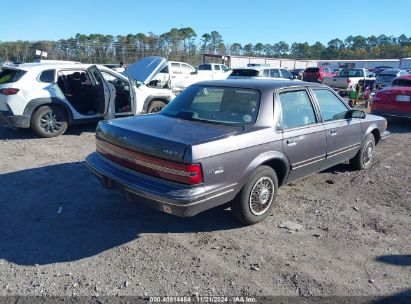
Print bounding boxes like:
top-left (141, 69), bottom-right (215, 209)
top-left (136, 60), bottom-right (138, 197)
top-left (0, 117), bottom-right (410, 299)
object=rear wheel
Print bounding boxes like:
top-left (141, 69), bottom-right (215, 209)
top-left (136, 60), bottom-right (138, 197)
top-left (231, 166), bottom-right (278, 225)
top-left (349, 134), bottom-right (375, 170)
top-left (31, 105), bottom-right (68, 138)
top-left (147, 100), bottom-right (166, 113)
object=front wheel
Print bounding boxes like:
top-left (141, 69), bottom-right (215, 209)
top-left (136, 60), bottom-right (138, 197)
top-left (231, 166), bottom-right (278, 225)
top-left (31, 105), bottom-right (68, 138)
top-left (349, 134), bottom-right (375, 170)
top-left (147, 100), bottom-right (166, 113)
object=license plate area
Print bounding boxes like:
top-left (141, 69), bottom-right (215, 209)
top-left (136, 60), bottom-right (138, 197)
top-left (396, 95), bottom-right (410, 102)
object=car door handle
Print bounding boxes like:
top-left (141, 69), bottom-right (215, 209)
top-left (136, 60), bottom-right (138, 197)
top-left (287, 139), bottom-right (297, 146)
top-left (329, 129), bottom-right (338, 136)
top-left (171, 76), bottom-right (176, 78)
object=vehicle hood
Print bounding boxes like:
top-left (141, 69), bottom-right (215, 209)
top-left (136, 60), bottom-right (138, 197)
top-left (125, 56), bottom-right (167, 84)
top-left (96, 114), bottom-right (243, 163)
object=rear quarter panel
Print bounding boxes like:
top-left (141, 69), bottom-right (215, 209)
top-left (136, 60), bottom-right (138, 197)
top-left (188, 127), bottom-right (288, 200)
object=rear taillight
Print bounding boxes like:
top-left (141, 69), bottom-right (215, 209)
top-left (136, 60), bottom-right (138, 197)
top-left (186, 164), bottom-right (203, 185)
top-left (347, 79), bottom-right (351, 84)
top-left (0, 88), bottom-right (19, 95)
top-left (96, 138), bottom-right (203, 185)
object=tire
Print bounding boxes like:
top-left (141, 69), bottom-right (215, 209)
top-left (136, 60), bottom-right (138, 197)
top-left (147, 100), bottom-right (166, 113)
top-left (231, 166), bottom-right (278, 225)
top-left (31, 105), bottom-right (68, 138)
top-left (349, 134), bottom-right (375, 170)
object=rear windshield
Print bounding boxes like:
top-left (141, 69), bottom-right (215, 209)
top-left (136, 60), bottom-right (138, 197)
top-left (391, 79), bottom-right (411, 87)
top-left (161, 85), bottom-right (261, 126)
top-left (0, 69), bottom-right (26, 84)
top-left (230, 69), bottom-right (260, 77)
top-left (305, 68), bottom-right (319, 73)
top-left (338, 69), bottom-right (364, 77)
top-left (198, 64), bottom-right (211, 70)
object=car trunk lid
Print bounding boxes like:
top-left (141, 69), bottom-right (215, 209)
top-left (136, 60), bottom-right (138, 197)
top-left (96, 114), bottom-right (242, 163)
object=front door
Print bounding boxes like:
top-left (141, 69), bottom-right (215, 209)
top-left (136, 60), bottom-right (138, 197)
top-left (87, 65), bottom-right (111, 117)
top-left (277, 89), bottom-right (327, 181)
top-left (170, 63), bottom-right (184, 89)
top-left (310, 88), bottom-right (362, 170)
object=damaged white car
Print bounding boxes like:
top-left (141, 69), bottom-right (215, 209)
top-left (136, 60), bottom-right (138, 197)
top-left (0, 58), bottom-right (175, 137)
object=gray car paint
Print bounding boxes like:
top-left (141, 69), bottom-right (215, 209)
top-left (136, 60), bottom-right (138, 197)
top-left (86, 79), bottom-right (388, 216)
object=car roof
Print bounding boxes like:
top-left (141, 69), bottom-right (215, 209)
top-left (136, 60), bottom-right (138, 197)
top-left (5, 62), bottom-right (92, 72)
top-left (379, 69), bottom-right (402, 74)
top-left (195, 79), bottom-right (325, 90)
top-left (395, 74), bottom-right (411, 80)
top-left (232, 67), bottom-right (287, 71)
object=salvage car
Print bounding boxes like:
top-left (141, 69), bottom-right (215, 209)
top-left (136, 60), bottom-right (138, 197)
top-left (375, 69), bottom-right (408, 89)
top-left (86, 79), bottom-right (389, 224)
top-left (0, 60), bottom-right (175, 137)
top-left (228, 67), bottom-right (294, 80)
top-left (371, 74), bottom-right (411, 119)
top-left (302, 67), bottom-right (333, 83)
top-left (147, 57), bottom-right (209, 93)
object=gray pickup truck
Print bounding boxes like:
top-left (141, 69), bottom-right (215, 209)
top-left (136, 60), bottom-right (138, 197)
top-left (86, 79), bottom-right (389, 225)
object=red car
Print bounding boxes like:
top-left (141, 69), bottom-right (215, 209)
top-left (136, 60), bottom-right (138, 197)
top-left (302, 67), bottom-right (333, 83)
top-left (371, 75), bottom-right (411, 119)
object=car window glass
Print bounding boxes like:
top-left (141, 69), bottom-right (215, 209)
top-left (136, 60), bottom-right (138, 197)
top-left (278, 90), bottom-right (317, 130)
top-left (160, 66), bottom-right (169, 73)
top-left (313, 89), bottom-right (349, 122)
top-left (38, 69), bottom-right (55, 83)
top-left (181, 64), bottom-right (195, 74)
top-left (214, 65), bottom-right (221, 71)
top-left (171, 63), bottom-right (181, 74)
top-left (162, 86), bottom-right (260, 126)
top-left (230, 69), bottom-right (259, 77)
top-left (281, 69), bottom-right (292, 79)
top-left (101, 71), bottom-right (117, 82)
top-left (89, 68), bottom-right (104, 86)
top-left (263, 69), bottom-right (270, 77)
top-left (222, 65), bottom-right (230, 72)
top-left (0, 69), bottom-right (26, 84)
top-left (198, 64), bottom-right (211, 70)
top-left (270, 69), bottom-right (280, 78)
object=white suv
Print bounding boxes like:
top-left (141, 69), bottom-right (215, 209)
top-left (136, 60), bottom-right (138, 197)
top-left (0, 59), bottom-right (175, 137)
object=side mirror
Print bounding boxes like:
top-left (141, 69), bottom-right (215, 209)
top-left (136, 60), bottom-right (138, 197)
top-left (148, 80), bottom-right (160, 87)
top-left (190, 70), bottom-right (197, 75)
top-left (293, 75), bottom-right (298, 79)
top-left (348, 109), bottom-right (366, 119)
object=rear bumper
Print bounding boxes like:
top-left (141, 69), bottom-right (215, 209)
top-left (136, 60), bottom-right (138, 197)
top-left (85, 152), bottom-right (236, 217)
top-left (303, 77), bottom-right (321, 83)
top-left (0, 111), bottom-right (30, 128)
top-left (371, 110), bottom-right (411, 120)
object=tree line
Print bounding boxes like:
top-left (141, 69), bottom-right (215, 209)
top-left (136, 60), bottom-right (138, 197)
top-left (1, 28), bottom-right (410, 65)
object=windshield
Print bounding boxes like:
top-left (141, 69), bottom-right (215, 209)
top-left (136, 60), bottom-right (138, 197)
top-left (304, 68), bottom-right (319, 73)
top-left (391, 79), bottom-right (411, 87)
top-left (338, 69), bottom-right (364, 77)
top-left (161, 85), bottom-right (261, 126)
top-left (0, 69), bottom-right (26, 84)
top-left (230, 69), bottom-right (260, 77)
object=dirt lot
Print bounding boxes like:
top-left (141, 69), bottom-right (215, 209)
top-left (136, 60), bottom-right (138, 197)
top-left (0, 117), bottom-right (410, 299)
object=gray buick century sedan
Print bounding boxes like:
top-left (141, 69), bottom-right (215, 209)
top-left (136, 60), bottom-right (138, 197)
top-left (86, 79), bottom-right (389, 224)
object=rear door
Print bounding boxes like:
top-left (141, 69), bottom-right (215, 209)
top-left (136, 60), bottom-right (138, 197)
top-left (310, 88), bottom-right (362, 169)
top-left (276, 88), bottom-right (327, 181)
top-left (87, 65), bottom-right (112, 117)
